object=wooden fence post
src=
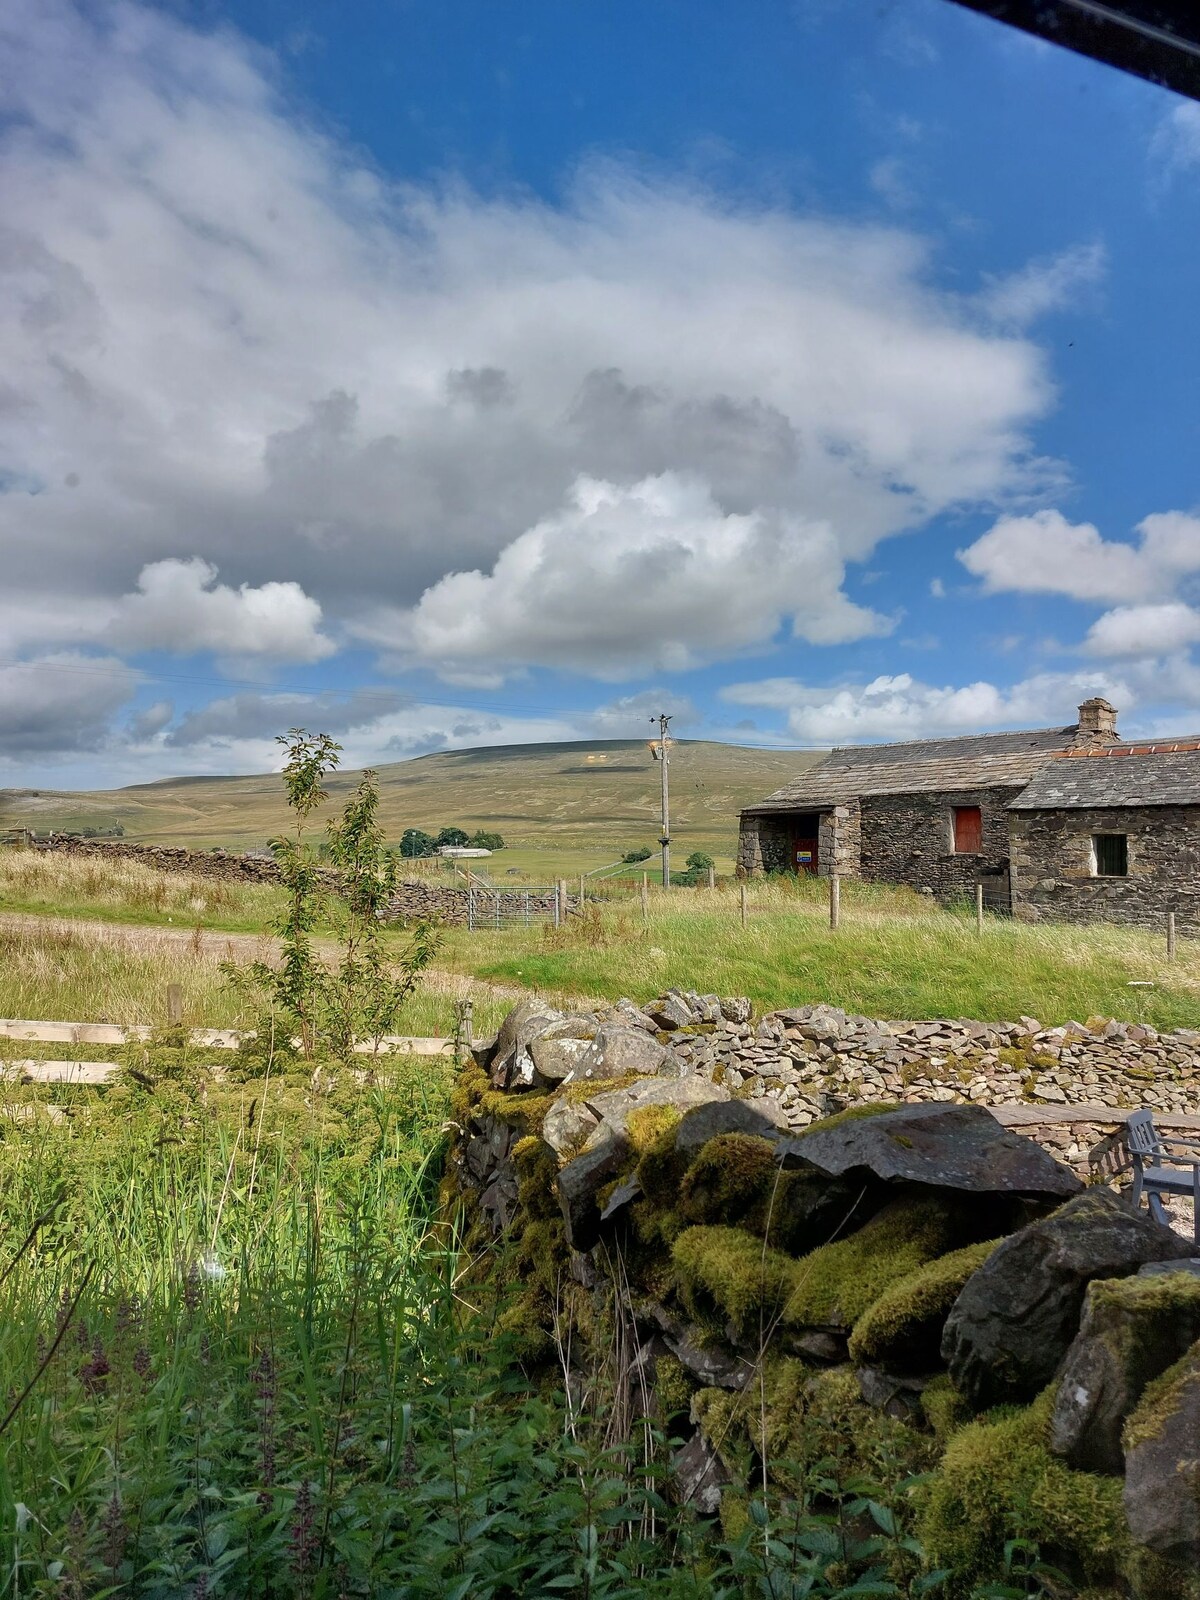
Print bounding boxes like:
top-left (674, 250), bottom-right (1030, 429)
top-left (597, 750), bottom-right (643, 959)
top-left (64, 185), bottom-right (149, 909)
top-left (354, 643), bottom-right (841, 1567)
top-left (707, 865), bottom-right (716, 890)
top-left (976, 882), bottom-right (984, 937)
top-left (740, 881), bottom-right (747, 930)
top-left (1168, 911), bottom-right (1177, 961)
top-left (829, 874), bottom-right (840, 930)
top-left (640, 872), bottom-right (649, 923)
top-left (579, 872), bottom-right (586, 909)
top-left (166, 983), bottom-right (183, 1027)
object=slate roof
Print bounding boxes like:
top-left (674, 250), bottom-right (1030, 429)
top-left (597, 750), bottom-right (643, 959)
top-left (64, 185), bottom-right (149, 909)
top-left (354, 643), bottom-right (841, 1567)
top-left (742, 725), bottom-right (1081, 814)
top-left (1010, 745), bottom-right (1200, 810)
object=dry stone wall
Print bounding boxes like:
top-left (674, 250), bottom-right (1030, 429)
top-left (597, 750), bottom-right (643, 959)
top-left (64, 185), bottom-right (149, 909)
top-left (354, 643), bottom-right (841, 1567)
top-left (449, 990), bottom-right (1200, 1594)
top-left (27, 835), bottom-right (564, 925)
top-left (31, 836), bottom-right (280, 882)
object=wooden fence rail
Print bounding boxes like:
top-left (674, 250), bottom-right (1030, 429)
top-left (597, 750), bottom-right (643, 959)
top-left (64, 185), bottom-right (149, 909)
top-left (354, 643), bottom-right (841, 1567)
top-left (3, 1016), bottom-right (459, 1085)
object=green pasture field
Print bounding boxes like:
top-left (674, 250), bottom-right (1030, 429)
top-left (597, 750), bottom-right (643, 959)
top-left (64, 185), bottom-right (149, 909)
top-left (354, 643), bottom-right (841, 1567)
top-left (439, 877), bottom-right (1200, 1033)
top-left (4, 850), bottom-right (1200, 1035)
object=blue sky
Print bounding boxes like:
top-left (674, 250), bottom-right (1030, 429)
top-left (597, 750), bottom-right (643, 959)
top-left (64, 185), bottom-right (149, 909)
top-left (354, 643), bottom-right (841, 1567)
top-left (2, 0), bottom-right (1200, 786)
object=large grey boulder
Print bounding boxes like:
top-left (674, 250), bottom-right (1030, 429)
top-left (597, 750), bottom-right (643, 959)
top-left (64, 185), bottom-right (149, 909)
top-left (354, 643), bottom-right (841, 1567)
top-left (1123, 1339), bottom-right (1200, 1566)
top-left (488, 998), bottom-right (563, 1088)
top-left (1050, 1271), bottom-right (1200, 1473)
top-left (942, 1189), bottom-right (1194, 1410)
top-left (571, 1024), bottom-right (670, 1083)
top-left (777, 1102), bottom-right (1082, 1203)
top-left (542, 1096), bottom-right (601, 1159)
top-left (581, 1074), bottom-right (728, 1138)
top-left (529, 1017), bottom-right (598, 1082)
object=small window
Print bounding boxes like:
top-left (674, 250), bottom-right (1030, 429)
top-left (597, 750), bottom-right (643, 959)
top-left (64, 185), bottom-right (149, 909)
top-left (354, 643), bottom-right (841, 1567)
top-left (1093, 834), bottom-right (1128, 877)
top-left (953, 806), bottom-right (982, 854)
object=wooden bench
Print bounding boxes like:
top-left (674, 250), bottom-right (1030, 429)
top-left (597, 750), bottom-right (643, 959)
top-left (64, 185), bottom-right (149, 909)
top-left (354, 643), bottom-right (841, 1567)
top-left (1093, 1109), bottom-right (1200, 1245)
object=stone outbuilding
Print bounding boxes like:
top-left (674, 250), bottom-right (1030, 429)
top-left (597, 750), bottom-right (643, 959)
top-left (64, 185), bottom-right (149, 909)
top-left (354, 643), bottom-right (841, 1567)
top-left (1009, 741), bottom-right (1200, 931)
top-left (735, 698), bottom-right (1200, 930)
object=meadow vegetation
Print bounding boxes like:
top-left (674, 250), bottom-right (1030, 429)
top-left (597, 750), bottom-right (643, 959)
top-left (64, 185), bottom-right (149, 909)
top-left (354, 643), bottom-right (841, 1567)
top-left (442, 877), bottom-right (1200, 1031)
top-left (1, 742), bottom-right (993, 1599)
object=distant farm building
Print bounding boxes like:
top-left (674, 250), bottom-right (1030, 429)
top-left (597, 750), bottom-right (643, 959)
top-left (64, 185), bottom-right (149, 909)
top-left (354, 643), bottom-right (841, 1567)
top-left (738, 699), bottom-right (1200, 931)
top-left (438, 846), bottom-right (493, 858)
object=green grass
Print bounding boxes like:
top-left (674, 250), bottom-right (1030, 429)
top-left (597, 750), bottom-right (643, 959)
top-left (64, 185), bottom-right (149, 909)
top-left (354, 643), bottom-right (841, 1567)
top-left (441, 876), bottom-right (1200, 1030)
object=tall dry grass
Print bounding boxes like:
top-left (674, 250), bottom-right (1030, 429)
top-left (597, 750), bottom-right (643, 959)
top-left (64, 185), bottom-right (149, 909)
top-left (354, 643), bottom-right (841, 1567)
top-left (0, 847), bottom-right (284, 931)
top-left (0, 919), bottom-right (513, 1037)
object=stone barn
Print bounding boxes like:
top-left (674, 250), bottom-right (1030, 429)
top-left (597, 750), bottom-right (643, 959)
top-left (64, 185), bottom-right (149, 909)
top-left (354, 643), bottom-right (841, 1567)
top-left (1009, 742), bottom-right (1200, 932)
top-left (738, 698), bottom-right (1123, 914)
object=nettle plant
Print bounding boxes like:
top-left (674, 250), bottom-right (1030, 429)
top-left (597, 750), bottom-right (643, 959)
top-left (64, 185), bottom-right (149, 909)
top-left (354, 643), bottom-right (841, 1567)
top-left (236, 729), bottom-right (438, 1064)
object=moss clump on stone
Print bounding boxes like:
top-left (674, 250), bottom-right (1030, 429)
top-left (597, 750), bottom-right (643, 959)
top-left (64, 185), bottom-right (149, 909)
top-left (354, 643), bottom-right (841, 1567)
top-left (633, 1109), bottom-right (690, 1209)
top-left (626, 1103), bottom-right (682, 1153)
top-left (693, 1358), bottom-right (935, 1496)
top-left (1122, 1335), bottom-right (1200, 1455)
top-left (919, 1374), bottom-right (972, 1445)
top-left (917, 1386), bottom-right (1129, 1595)
top-left (653, 1352), bottom-right (694, 1419)
top-left (679, 1134), bottom-right (779, 1227)
top-left (848, 1237), bottom-right (1001, 1370)
top-left (512, 1135), bottom-right (560, 1219)
top-left (783, 1196), bottom-right (966, 1332)
top-left (672, 1225), bottom-right (797, 1340)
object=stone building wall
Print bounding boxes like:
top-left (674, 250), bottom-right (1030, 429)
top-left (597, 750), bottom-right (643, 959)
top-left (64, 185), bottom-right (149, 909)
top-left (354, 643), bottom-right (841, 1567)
top-left (1010, 804), bottom-right (1200, 934)
top-left (736, 813), bottom-right (791, 874)
top-left (857, 785), bottom-right (1022, 904)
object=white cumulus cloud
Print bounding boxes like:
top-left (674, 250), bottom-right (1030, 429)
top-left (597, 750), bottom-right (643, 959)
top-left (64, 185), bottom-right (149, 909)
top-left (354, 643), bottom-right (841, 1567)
top-left (1084, 603), bottom-right (1200, 659)
top-left (721, 669), bottom-right (1130, 744)
top-left (369, 474), bottom-right (891, 682)
top-left (958, 509), bottom-right (1200, 604)
top-left (109, 559), bottom-right (334, 664)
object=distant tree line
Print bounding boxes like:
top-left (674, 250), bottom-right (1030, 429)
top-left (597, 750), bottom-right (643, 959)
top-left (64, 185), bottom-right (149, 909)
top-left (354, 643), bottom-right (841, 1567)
top-left (399, 826), bottom-right (505, 858)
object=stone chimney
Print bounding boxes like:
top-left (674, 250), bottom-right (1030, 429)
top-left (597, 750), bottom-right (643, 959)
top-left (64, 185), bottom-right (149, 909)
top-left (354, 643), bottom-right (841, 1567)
top-left (1076, 697), bottom-right (1119, 745)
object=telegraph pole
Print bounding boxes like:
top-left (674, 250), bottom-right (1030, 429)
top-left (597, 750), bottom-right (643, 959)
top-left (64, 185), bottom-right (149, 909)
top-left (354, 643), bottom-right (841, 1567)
top-left (651, 713), bottom-right (673, 889)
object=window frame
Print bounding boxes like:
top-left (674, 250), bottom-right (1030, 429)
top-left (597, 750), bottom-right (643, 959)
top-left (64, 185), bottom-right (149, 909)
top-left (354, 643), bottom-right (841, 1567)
top-left (1092, 833), bottom-right (1129, 878)
top-left (951, 804), bottom-right (983, 855)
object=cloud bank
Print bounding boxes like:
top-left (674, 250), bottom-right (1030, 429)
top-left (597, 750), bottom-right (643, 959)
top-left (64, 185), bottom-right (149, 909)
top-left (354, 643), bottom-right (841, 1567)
top-left (0, 0), bottom-right (1059, 730)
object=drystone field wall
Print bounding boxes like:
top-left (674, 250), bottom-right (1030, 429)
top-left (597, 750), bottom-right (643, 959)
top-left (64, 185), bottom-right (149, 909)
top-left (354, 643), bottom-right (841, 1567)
top-left (30, 835), bottom-right (282, 882)
top-left (25, 836), bottom-right (562, 925)
top-left (590, 990), bottom-right (1200, 1171)
top-left (448, 990), bottom-right (1200, 1598)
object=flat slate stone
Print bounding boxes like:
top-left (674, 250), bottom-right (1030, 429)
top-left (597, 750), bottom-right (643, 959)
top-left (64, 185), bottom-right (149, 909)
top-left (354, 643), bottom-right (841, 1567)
top-left (777, 1102), bottom-right (1082, 1201)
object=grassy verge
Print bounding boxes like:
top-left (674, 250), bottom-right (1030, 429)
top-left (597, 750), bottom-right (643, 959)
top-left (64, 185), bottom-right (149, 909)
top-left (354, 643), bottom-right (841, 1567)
top-left (0, 921), bottom-right (514, 1039)
top-left (0, 848), bottom-right (286, 933)
top-left (441, 877), bottom-right (1200, 1030)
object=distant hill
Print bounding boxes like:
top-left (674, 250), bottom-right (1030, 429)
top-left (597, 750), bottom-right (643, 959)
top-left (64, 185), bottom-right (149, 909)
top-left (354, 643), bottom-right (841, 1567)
top-left (0, 740), bottom-right (824, 865)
